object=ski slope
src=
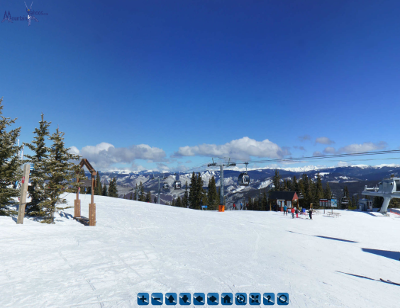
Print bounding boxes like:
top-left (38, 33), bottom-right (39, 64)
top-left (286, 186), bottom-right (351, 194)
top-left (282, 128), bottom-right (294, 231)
top-left (1, 194), bottom-right (400, 307)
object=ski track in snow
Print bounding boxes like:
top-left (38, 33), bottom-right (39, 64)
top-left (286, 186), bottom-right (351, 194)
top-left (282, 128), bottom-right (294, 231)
top-left (1, 195), bottom-right (400, 307)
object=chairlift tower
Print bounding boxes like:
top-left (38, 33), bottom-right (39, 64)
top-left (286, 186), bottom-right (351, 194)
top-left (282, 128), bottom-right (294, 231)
top-left (362, 176), bottom-right (400, 213)
top-left (152, 174), bottom-right (166, 204)
top-left (207, 158), bottom-right (236, 208)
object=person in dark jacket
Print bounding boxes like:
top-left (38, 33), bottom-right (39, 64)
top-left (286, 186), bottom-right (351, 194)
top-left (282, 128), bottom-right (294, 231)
top-left (295, 207), bottom-right (299, 218)
top-left (308, 208), bottom-right (313, 220)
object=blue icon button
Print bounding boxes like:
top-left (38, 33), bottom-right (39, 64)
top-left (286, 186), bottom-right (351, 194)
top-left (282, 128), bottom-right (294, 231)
top-left (263, 293), bottom-right (275, 305)
top-left (235, 293), bottom-right (247, 305)
top-left (221, 293), bottom-right (233, 305)
top-left (151, 293), bottom-right (163, 305)
top-left (277, 293), bottom-right (289, 305)
top-left (207, 293), bottom-right (219, 305)
top-left (165, 293), bottom-right (177, 305)
top-left (179, 293), bottom-right (191, 305)
top-left (249, 293), bottom-right (261, 305)
top-left (193, 293), bottom-right (205, 305)
top-left (137, 293), bottom-right (149, 305)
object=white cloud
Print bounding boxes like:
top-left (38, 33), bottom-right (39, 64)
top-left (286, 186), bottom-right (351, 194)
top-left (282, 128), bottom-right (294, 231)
top-left (337, 161), bottom-right (349, 167)
top-left (294, 146), bottom-right (306, 151)
top-left (313, 151), bottom-right (323, 156)
top-left (323, 147), bottom-right (336, 154)
top-left (156, 163), bottom-right (170, 172)
top-left (315, 137), bottom-right (335, 145)
top-left (68, 146), bottom-right (80, 155)
top-left (174, 137), bottom-right (289, 161)
top-left (337, 141), bottom-right (387, 153)
top-left (298, 135), bottom-right (311, 142)
top-left (72, 142), bottom-right (167, 170)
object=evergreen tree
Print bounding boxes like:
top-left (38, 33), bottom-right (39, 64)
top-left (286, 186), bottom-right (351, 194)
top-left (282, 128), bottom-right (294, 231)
top-left (314, 173), bottom-right (324, 206)
top-left (102, 182), bottom-right (108, 196)
top-left (297, 178), bottom-right (305, 207)
top-left (108, 177), bottom-right (118, 197)
top-left (24, 114), bottom-right (51, 215)
top-left (41, 128), bottom-right (80, 223)
top-left (182, 181), bottom-right (189, 207)
top-left (139, 182), bottom-right (145, 201)
top-left (145, 190), bottom-right (151, 202)
top-left (373, 196), bottom-right (383, 209)
top-left (292, 176), bottom-right (298, 192)
top-left (207, 176), bottom-right (218, 210)
top-left (247, 196), bottom-right (252, 210)
top-left (188, 172), bottom-right (197, 208)
top-left (95, 172), bottom-right (102, 195)
top-left (302, 174), bottom-right (313, 208)
top-left (324, 182), bottom-right (332, 199)
top-left (195, 173), bottom-right (205, 209)
top-left (171, 198), bottom-right (176, 207)
top-left (262, 190), bottom-right (268, 211)
top-left (272, 169), bottom-right (281, 191)
top-left (0, 98), bottom-right (23, 215)
top-left (176, 196), bottom-right (182, 207)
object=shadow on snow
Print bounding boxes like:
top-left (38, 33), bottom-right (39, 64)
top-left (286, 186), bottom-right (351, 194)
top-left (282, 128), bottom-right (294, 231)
top-left (362, 248), bottom-right (400, 261)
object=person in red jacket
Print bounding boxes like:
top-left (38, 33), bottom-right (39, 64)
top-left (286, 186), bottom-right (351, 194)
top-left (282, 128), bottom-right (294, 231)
top-left (291, 207), bottom-right (295, 219)
top-left (233, 203), bottom-right (236, 210)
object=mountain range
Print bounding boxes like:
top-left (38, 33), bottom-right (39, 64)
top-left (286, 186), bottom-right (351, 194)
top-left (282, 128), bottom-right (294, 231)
top-left (80, 165), bottom-right (400, 205)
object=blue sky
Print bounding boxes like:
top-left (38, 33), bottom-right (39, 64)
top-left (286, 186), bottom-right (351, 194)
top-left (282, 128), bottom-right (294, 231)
top-left (2, 0), bottom-right (400, 172)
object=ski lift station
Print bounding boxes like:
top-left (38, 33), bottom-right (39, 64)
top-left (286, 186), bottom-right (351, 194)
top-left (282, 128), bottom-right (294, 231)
top-left (362, 176), bottom-right (400, 213)
top-left (358, 198), bottom-right (373, 211)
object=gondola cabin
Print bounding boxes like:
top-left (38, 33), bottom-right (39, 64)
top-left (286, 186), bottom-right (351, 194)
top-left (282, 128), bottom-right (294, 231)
top-left (163, 183), bottom-right (169, 190)
top-left (174, 181), bottom-right (181, 190)
top-left (238, 173), bottom-right (250, 186)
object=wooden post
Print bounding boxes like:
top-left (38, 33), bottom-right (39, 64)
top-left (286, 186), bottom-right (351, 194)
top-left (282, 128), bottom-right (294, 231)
top-left (89, 171), bottom-right (96, 226)
top-left (17, 164), bottom-right (30, 224)
top-left (89, 202), bottom-right (96, 226)
top-left (74, 173), bottom-right (81, 217)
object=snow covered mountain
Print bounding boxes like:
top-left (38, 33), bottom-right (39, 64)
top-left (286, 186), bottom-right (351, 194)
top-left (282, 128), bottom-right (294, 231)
top-left (89, 165), bottom-right (400, 204)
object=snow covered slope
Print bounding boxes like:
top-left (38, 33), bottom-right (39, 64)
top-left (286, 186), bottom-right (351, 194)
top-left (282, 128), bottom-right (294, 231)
top-left (1, 195), bottom-right (400, 307)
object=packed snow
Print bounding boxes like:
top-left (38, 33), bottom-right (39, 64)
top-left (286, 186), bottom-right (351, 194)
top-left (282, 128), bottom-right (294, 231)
top-left (1, 194), bottom-right (400, 307)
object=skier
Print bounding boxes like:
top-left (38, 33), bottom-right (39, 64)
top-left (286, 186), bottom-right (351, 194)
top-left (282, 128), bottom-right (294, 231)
top-left (233, 203), bottom-right (236, 210)
top-left (283, 205), bottom-right (287, 215)
top-left (291, 207), bottom-right (295, 219)
top-left (308, 208), bottom-right (313, 220)
top-left (240, 202), bottom-right (243, 210)
top-left (295, 207), bottom-right (299, 218)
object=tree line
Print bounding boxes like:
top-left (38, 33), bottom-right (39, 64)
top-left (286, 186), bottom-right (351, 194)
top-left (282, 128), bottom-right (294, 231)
top-left (170, 172), bottom-right (219, 210)
top-left (82, 172), bottom-right (118, 198)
